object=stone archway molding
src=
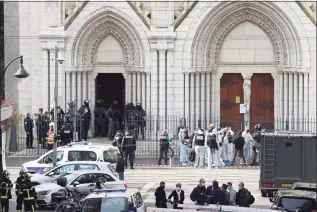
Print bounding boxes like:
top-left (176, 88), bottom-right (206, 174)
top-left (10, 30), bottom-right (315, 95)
top-left (189, 2), bottom-right (304, 71)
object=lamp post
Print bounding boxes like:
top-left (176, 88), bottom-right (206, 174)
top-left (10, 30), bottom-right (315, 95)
top-left (0, 55), bottom-right (29, 174)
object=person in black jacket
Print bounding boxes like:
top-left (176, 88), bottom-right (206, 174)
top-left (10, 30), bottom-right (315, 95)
top-left (206, 180), bottom-right (225, 205)
top-left (24, 113), bottom-right (34, 149)
top-left (0, 171), bottom-right (13, 212)
top-left (231, 131), bottom-right (246, 166)
top-left (236, 182), bottom-right (250, 207)
top-left (115, 153), bottom-right (125, 180)
top-left (155, 182), bottom-right (167, 208)
top-left (190, 178), bottom-right (207, 205)
top-left (168, 183), bottom-right (185, 209)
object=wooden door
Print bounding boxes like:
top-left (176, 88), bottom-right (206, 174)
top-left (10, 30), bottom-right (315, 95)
top-left (250, 74), bottom-right (274, 131)
top-left (220, 74), bottom-right (244, 132)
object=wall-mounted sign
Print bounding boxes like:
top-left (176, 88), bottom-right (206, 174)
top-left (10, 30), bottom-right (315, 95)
top-left (240, 104), bottom-right (247, 114)
top-left (235, 96), bottom-right (240, 104)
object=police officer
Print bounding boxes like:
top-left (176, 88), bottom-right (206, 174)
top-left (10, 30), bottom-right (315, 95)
top-left (121, 130), bottom-right (136, 169)
top-left (135, 103), bottom-right (146, 140)
top-left (24, 112), bottom-right (34, 149)
top-left (106, 101), bottom-right (121, 139)
top-left (94, 100), bottom-right (106, 137)
top-left (15, 169), bottom-right (25, 212)
top-left (36, 108), bottom-right (46, 147)
top-left (59, 123), bottom-right (72, 146)
top-left (22, 173), bottom-right (37, 212)
top-left (125, 103), bottom-right (137, 133)
top-left (50, 106), bottom-right (65, 131)
top-left (0, 170), bottom-right (13, 212)
top-left (192, 129), bottom-right (206, 168)
top-left (158, 129), bottom-right (170, 166)
top-left (77, 100), bottom-right (91, 141)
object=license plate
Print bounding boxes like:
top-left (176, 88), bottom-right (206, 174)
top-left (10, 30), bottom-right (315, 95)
top-left (64, 130), bottom-right (70, 133)
top-left (281, 184), bottom-right (293, 188)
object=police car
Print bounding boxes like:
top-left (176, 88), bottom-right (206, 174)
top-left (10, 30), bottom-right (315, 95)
top-left (22, 142), bottom-right (119, 174)
top-left (82, 188), bottom-right (146, 212)
top-left (30, 161), bottom-right (118, 186)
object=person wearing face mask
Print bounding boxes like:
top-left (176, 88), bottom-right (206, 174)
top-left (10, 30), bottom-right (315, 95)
top-left (242, 127), bottom-right (253, 165)
top-left (168, 183), bottom-right (185, 209)
top-left (155, 182), bottom-right (167, 208)
top-left (190, 178), bottom-right (207, 205)
top-left (226, 182), bottom-right (237, 206)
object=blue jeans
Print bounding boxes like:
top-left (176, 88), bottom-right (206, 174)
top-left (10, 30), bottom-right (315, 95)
top-left (118, 172), bottom-right (124, 181)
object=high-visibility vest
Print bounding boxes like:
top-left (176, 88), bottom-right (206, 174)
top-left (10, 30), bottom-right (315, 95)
top-left (47, 129), bottom-right (54, 144)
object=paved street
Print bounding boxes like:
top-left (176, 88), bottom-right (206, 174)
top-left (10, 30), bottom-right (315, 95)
top-left (5, 166), bottom-right (270, 212)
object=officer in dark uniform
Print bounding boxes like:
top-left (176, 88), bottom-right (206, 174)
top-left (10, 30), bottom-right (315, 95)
top-left (15, 169), bottom-right (25, 212)
top-left (125, 103), bottom-right (137, 135)
top-left (94, 100), bottom-right (107, 137)
top-left (22, 173), bottom-right (37, 212)
top-left (106, 101), bottom-right (121, 139)
top-left (158, 130), bottom-right (170, 165)
top-left (59, 123), bottom-right (72, 146)
top-left (121, 130), bottom-right (136, 169)
top-left (24, 113), bottom-right (34, 149)
top-left (135, 103), bottom-right (146, 140)
top-left (77, 100), bottom-right (91, 141)
top-left (0, 170), bottom-right (13, 212)
top-left (50, 106), bottom-right (65, 131)
top-left (36, 108), bottom-right (46, 147)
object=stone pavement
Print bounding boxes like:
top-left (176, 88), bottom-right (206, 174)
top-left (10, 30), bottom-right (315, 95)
top-left (5, 166), bottom-right (270, 211)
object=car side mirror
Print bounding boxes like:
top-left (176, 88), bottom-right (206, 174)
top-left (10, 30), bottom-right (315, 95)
top-left (269, 197), bottom-right (273, 202)
top-left (73, 181), bottom-right (80, 187)
top-left (48, 172), bottom-right (55, 176)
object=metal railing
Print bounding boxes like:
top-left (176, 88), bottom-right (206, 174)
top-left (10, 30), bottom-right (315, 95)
top-left (3, 114), bottom-right (316, 157)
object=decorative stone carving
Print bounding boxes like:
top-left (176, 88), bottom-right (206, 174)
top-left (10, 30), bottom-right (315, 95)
top-left (76, 17), bottom-right (141, 68)
top-left (174, 1), bottom-right (198, 29)
top-left (243, 74), bottom-right (252, 106)
top-left (127, 1), bottom-right (151, 29)
top-left (206, 8), bottom-right (288, 67)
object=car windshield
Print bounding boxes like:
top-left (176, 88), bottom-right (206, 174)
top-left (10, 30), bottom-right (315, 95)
top-left (101, 197), bottom-right (127, 212)
top-left (53, 173), bottom-right (78, 184)
top-left (279, 197), bottom-right (316, 211)
top-left (103, 150), bottom-right (117, 164)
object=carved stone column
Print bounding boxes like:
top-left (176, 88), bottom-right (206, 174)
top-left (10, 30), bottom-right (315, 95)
top-left (195, 73), bottom-right (200, 127)
top-left (283, 73), bottom-right (289, 129)
top-left (279, 72), bottom-right (284, 129)
top-left (71, 71), bottom-right (76, 103)
top-left (303, 72), bottom-right (309, 131)
top-left (201, 73), bottom-right (206, 129)
top-left (158, 50), bottom-right (166, 125)
top-left (77, 71), bottom-right (82, 107)
top-left (150, 50), bottom-right (158, 117)
top-left (271, 73), bottom-right (279, 130)
top-left (65, 70), bottom-right (71, 106)
top-left (242, 73), bottom-right (253, 128)
top-left (288, 73), bottom-right (294, 127)
top-left (189, 73), bottom-right (195, 129)
top-left (184, 71), bottom-right (190, 118)
top-left (298, 73), bottom-right (304, 130)
top-left (206, 72), bottom-right (211, 121)
top-left (132, 72), bottom-right (137, 103)
top-left (211, 72), bottom-right (216, 118)
top-left (293, 73), bottom-right (299, 129)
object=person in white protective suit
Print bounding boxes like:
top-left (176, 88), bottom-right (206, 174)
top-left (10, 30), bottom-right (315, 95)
top-left (220, 127), bottom-right (234, 163)
top-left (192, 129), bottom-right (206, 168)
top-left (205, 124), bottom-right (221, 169)
top-left (178, 126), bottom-right (190, 165)
top-left (242, 127), bottom-right (254, 165)
top-left (216, 126), bottom-right (226, 167)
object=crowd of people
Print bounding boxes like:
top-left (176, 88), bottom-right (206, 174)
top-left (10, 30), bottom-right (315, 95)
top-left (158, 124), bottom-right (262, 167)
top-left (155, 179), bottom-right (255, 209)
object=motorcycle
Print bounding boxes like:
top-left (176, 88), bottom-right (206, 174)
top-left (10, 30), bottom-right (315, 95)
top-left (54, 187), bottom-right (86, 212)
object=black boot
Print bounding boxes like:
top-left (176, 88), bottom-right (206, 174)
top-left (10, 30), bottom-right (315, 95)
top-left (165, 160), bottom-right (168, 165)
top-left (130, 166), bottom-right (134, 170)
top-left (158, 160), bottom-right (162, 165)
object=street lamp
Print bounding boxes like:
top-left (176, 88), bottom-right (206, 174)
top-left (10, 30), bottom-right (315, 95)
top-left (0, 55), bottom-right (30, 173)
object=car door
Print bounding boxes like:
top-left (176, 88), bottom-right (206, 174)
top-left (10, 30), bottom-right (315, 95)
top-left (69, 174), bottom-right (93, 194)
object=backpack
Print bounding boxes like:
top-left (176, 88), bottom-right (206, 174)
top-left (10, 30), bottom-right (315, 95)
top-left (248, 191), bottom-right (255, 205)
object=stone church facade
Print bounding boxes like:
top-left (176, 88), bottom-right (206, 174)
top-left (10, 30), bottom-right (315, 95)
top-left (10, 1), bottom-right (316, 132)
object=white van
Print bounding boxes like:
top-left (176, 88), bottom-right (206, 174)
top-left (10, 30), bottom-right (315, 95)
top-left (22, 143), bottom-right (119, 174)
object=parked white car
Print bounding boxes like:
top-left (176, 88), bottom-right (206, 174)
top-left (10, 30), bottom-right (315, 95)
top-left (30, 161), bottom-right (118, 186)
top-left (22, 142), bottom-right (119, 174)
top-left (35, 170), bottom-right (126, 208)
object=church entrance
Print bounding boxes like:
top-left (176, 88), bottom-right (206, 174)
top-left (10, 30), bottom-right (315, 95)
top-left (95, 73), bottom-right (125, 135)
top-left (250, 74), bottom-right (274, 131)
top-left (220, 73), bottom-right (244, 132)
